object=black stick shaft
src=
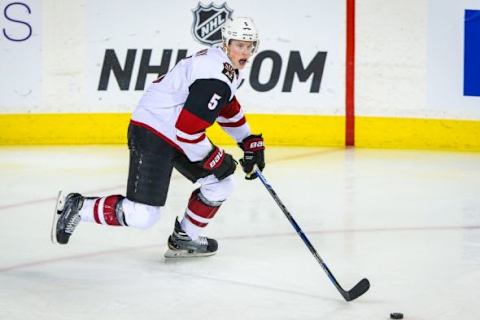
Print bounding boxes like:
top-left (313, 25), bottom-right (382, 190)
top-left (255, 169), bottom-right (369, 301)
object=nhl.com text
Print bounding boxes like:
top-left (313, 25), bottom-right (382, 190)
top-left (98, 48), bottom-right (328, 94)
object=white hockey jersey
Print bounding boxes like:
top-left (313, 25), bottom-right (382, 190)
top-left (131, 47), bottom-right (251, 161)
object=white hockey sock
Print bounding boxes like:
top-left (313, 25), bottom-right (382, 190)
top-left (179, 189), bottom-right (222, 240)
top-left (79, 198), bottom-right (96, 222)
top-left (79, 195), bottom-right (125, 226)
top-left (180, 217), bottom-right (203, 240)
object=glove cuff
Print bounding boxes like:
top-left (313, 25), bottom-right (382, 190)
top-left (202, 147), bottom-right (225, 170)
top-left (241, 134), bottom-right (264, 152)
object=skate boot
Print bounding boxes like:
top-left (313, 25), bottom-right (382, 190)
top-left (164, 218), bottom-right (218, 258)
top-left (51, 192), bottom-right (84, 244)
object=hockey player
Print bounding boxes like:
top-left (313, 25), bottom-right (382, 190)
top-left (51, 17), bottom-right (265, 258)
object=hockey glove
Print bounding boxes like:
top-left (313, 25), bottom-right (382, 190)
top-left (200, 146), bottom-right (237, 180)
top-left (239, 134), bottom-right (265, 180)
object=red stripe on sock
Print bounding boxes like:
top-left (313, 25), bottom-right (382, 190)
top-left (103, 195), bottom-right (121, 226)
top-left (185, 214), bottom-right (208, 228)
top-left (187, 192), bottom-right (219, 219)
top-left (93, 198), bottom-right (101, 224)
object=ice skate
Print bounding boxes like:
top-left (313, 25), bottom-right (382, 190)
top-left (51, 191), bottom-right (84, 244)
top-left (164, 218), bottom-right (218, 258)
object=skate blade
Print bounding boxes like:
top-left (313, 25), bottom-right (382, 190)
top-left (164, 248), bottom-right (217, 259)
top-left (50, 191), bottom-right (65, 244)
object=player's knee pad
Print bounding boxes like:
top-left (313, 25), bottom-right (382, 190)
top-left (121, 198), bottom-right (161, 229)
top-left (199, 174), bottom-right (236, 203)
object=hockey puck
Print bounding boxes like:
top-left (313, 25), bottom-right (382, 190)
top-left (390, 313), bottom-right (403, 319)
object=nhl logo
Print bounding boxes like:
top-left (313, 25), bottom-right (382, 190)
top-left (191, 2), bottom-right (233, 45)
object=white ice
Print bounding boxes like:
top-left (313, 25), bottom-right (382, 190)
top-left (1, 146), bottom-right (479, 320)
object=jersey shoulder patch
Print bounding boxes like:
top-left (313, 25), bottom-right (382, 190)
top-left (222, 62), bottom-right (235, 83)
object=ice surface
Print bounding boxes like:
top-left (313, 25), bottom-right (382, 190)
top-left (1, 146), bottom-right (479, 320)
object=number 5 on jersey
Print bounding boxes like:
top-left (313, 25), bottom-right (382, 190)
top-left (208, 93), bottom-right (222, 110)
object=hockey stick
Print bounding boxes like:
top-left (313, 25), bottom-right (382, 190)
top-left (255, 169), bottom-right (370, 301)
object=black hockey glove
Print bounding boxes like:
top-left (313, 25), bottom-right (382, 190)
top-left (239, 134), bottom-right (265, 180)
top-left (200, 146), bottom-right (237, 180)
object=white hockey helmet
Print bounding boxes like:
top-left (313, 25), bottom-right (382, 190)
top-left (221, 17), bottom-right (259, 54)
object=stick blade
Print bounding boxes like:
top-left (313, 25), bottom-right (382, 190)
top-left (343, 278), bottom-right (370, 301)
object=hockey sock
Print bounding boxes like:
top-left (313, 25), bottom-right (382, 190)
top-left (180, 189), bottom-right (221, 240)
top-left (79, 195), bottom-right (126, 226)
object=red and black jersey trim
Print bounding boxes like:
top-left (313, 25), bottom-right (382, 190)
top-left (217, 96), bottom-right (247, 127)
top-left (175, 108), bottom-right (211, 136)
top-left (183, 79), bottom-right (232, 125)
top-left (219, 96), bottom-right (241, 118)
top-left (176, 132), bottom-right (206, 144)
top-left (217, 117), bottom-right (246, 127)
